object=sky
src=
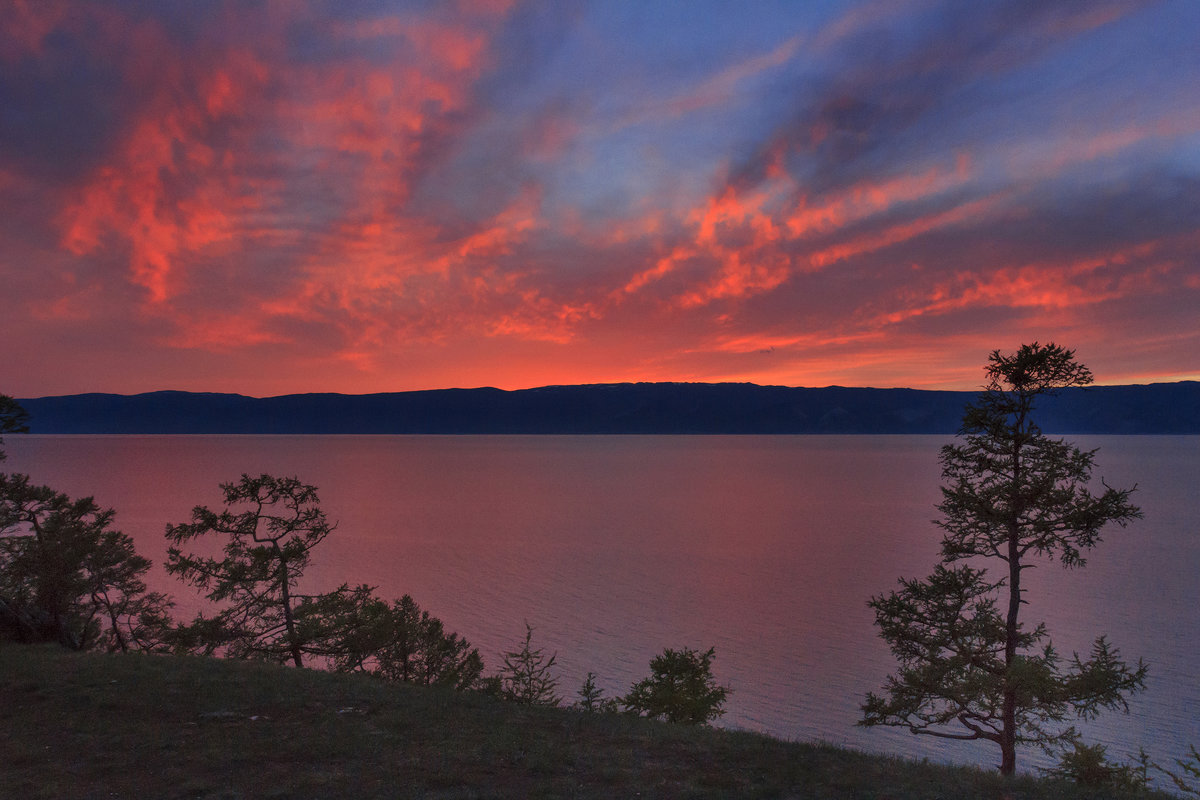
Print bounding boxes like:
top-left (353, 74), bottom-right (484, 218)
top-left (2, 0), bottom-right (1198, 398)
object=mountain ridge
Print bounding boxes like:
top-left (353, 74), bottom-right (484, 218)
top-left (15, 381), bottom-right (1199, 435)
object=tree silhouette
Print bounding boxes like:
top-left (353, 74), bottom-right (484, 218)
top-left (1158, 746), bottom-right (1200, 796)
top-left (623, 646), bottom-right (729, 725)
top-left (166, 473), bottom-right (357, 667)
top-left (574, 671), bottom-right (619, 713)
top-left (499, 623), bottom-right (560, 706)
top-left (1, 473), bottom-right (172, 650)
top-left (0, 393), bottom-right (30, 461)
top-left (325, 592), bottom-right (485, 690)
top-left (861, 343), bottom-right (1146, 775)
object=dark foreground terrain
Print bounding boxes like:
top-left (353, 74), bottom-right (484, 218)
top-left (0, 645), bottom-right (1171, 799)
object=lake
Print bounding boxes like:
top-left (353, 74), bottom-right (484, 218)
top-left (4, 434), bottom-right (1198, 776)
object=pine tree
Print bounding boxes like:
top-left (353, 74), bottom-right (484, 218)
top-left (860, 343), bottom-right (1146, 775)
top-left (325, 592), bottom-right (485, 690)
top-left (0, 393), bottom-right (30, 461)
top-left (165, 473), bottom-right (352, 666)
top-left (1, 473), bottom-right (172, 651)
top-left (499, 623), bottom-right (560, 706)
top-left (622, 646), bottom-right (729, 725)
top-left (574, 671), bottom-right (618, 713)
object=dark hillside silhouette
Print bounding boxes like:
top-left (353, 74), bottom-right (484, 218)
top-left (18, 381), bottom-right (1200, 434)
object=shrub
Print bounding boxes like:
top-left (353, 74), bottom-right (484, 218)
top-left (574, 671), bottom-right (619, 713)
top-left (499, 622), bottom-right (560, 706)
top-left (1041, 739), bottom-right (1148, 791)
top-left (622, 646), bottom-right (729, 725)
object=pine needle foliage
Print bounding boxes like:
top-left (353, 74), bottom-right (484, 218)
top-left (500, 622), bottom-right (561, 706)
top-left (575, 671), bottom-right (619, 713)
top-left (1, 472), bottom-right (173, 651)
top-left (0, 393), bottom-right (30, 461)
top-left (1158, 745), bottom-right (1200, 796)
top-left (861, 343), bottom-right (1146, 775)
top-left (165, 474), bottom-right (361, 667)
top-left (623, 646), bottom-right (729, 725)
top-left (324, 592), bottom-right (486, 690)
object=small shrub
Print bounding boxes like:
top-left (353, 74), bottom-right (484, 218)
top-left (499, 622), bottom-right (560, 706)
top-left (622, 646), bottom-right (729, 725)
top-left (574, 671), bottom-right (619, 713)
top-left (1040, 739), bottom-right (1148, 791)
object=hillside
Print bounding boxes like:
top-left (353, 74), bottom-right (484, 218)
top-left (17, 381), bottom-right (1200, 434)
top-left (0, 645), bottom-right (1170, 799)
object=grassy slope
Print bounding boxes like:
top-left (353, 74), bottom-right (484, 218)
top-left (0, 645), bottom-right (1167, 800)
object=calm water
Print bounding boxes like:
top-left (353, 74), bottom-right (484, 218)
top-left (5, 434), bottom-right (1198, 775)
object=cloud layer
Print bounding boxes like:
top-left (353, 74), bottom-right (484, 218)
top-left (2, 0), bottom-right (1198, 395)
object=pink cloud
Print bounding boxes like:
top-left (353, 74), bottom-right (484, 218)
top-left (869, 238), bottom-right (1190, 330)
top-left (59, 47), bottom-right (270, 302)
top-left (0, 0), bottom-right (70, 62)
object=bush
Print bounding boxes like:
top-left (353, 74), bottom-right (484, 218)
top-left (326, 592), bottom-right (485, 690)
top-left (1040, 739), bottom-right (1148, 791)
top-left (574, 671), bottom-right (619, 713)
top-left (622, 646), bottom-right (729, 725)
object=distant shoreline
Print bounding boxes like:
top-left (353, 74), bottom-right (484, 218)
top-left (17, 381), bottom-right (1200, 435)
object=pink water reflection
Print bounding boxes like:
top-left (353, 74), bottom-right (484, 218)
top-left (6, 434), bottom-right (1197, 775)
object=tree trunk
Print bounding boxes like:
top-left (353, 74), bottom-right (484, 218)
top-left (1000, 735), bottom-right (1017, 776)
top-left (276, 552), bottom-right (303, 668)
top-left (101, 592), bottom-right (130, 653)
top-left (1001, 408), bottom-right (1026, 777)
top-left (1001, 533), bottom-right (1020, 777)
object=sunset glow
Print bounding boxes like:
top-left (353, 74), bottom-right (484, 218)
top-left (2, 0), bottom-right (1198, 397)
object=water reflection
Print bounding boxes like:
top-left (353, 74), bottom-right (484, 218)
top-left (6, 434), bottom-right (1198, 775)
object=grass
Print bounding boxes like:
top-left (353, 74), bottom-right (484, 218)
top-left (0, 644), bottom-right (1173, 799)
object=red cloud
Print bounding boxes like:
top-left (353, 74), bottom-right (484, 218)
top-left (869, 238), bottom-right (1189, 330)
top-left (644, 156), bottom-right (983, 310)
top-left (59, 45), bottom-right (270, 302)
top-left (48, 1), bottom-right (512, 320)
